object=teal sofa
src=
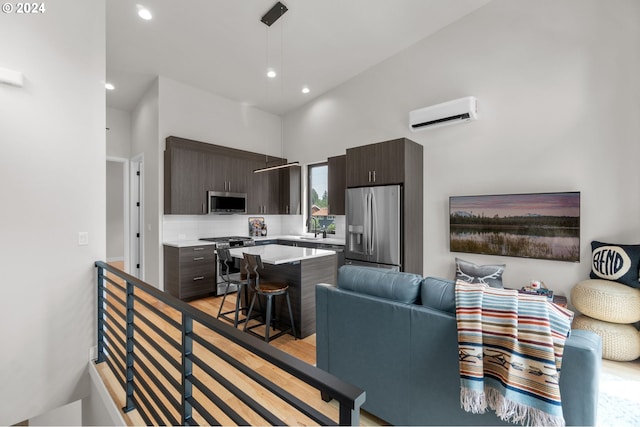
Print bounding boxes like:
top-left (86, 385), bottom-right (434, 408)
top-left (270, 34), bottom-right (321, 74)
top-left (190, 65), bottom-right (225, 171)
top-left (316, 265), bottom-right (602, 426)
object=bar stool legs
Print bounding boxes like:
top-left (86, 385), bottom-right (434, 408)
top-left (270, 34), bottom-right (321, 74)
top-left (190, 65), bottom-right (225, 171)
top-left (244, 290), bottom-right (296, 343)
top-left (242, 252), bottom-right (296, 343)
top-left (217, 281), bottom-right (245, 327)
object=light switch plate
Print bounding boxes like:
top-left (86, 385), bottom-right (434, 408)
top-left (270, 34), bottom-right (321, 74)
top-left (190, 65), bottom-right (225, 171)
top-left (78, 232), bottom-right (89, 246)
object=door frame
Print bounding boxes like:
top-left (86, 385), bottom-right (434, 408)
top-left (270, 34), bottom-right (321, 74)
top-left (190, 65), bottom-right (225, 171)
top-left (130, 154), bottom-right (144, 280)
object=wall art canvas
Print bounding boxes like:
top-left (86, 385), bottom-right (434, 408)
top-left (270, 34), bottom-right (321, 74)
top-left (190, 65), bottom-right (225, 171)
top-left (450, 192), bottom-right (580, 262)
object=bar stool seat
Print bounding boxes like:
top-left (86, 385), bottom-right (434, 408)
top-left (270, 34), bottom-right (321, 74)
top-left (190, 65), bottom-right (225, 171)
top-left (242, 252), bottom-right (296, 343)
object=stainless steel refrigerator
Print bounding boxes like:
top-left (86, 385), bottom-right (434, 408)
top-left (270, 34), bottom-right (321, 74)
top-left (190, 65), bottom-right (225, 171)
top-left (345, 185), bottom-right (402, 270)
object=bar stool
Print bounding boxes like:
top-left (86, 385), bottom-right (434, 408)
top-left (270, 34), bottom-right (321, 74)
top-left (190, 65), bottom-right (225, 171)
top-left (216, 248), bottom-right (248, 327)
top-left (242, 252), bottom-right (296, 343)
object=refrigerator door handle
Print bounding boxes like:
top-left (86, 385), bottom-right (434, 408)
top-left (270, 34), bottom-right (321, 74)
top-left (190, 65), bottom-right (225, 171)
top-left (366, 191), bottom-right (373, 255)
top-left (362, 192), bottom-right (369, 255)
top-left (369, 190), bottom-right (376, 255)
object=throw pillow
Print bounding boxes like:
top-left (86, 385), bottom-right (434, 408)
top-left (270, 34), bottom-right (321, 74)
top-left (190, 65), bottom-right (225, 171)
top-left (455, 257), bottom-right (505, 288)
top-left (590, 241), bottom-right (640, 288)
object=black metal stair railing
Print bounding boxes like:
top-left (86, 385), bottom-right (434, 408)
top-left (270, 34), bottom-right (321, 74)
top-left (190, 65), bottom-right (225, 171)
top-left (95, 261), bottom-right (365, 426)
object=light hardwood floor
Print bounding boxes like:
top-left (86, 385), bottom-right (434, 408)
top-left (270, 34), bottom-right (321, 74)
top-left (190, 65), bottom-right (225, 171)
top-left (99, 264), bottom-right (385, 426)
top-left (100, 263), bottom-right (640, 425)
top-left (601, 357), bottom-right (640, 380)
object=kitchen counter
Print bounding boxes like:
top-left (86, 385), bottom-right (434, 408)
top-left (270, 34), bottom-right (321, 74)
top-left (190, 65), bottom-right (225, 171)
top-left (253, 235), bottom-right (346, 246)
top-left (228, 243), bottom-right (337, 339)
top-left (163, 240), bottom-right (217, 248)
top-left (163, 236), bottom-right (345, 248)
top-left (227, 244), bottom-right (335, 265)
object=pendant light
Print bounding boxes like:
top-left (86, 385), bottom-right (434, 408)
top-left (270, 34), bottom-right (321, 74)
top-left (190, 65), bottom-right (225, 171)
top-left (254, 2), bottom-right (298, 174)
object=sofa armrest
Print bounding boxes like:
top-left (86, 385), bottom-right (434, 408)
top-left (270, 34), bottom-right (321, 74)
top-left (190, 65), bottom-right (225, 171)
top-left (315, 283), bottom-right (414, 425)
top-left (559, 329), bottom-right (602, 426)
top-left (316, 283), bottom-right (332, 374)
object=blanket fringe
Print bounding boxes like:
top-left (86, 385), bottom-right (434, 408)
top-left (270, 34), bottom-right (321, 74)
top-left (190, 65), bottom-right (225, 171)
top-left (462, 387), bottom-right (566, 427)
top-left (460, 387), bottom-right (487, 414)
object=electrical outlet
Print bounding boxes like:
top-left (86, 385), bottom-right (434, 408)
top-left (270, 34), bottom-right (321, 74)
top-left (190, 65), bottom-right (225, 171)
top-left (78, 232), bottom-right (89, 246)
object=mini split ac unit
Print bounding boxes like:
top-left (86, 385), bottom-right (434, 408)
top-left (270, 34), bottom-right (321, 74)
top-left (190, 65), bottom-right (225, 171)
top-left (409, 96), bottom-right (478, 131)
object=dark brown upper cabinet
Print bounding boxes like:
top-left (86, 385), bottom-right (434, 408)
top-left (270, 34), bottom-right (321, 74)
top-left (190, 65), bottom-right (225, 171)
top-left (346, 139), bottom-right (406, 187)
top-left (164, 139), bottom-right (208, 214)
top-left (164, 136), bottom-right (298, 216)
top-left (204, 152), bottom-right (250, 194)
top-left (327, 155), bottom-right (346, 215)
top-left (248, 160), bottom-right (281, 215)
top-left (279, 165), bottom-right (301, 215)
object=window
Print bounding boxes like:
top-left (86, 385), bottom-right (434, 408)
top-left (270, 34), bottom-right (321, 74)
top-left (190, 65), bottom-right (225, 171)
top-left (307, 162), bottom-right (335, 234)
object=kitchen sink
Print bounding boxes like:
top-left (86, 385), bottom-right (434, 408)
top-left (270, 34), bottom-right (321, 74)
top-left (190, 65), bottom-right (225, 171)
top-left (298, 236), bottom-right (324, 241)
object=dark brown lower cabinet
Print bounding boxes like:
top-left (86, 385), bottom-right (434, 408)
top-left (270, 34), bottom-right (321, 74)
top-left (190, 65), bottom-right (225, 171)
top-left (164, 244), bottom-right (217, 300)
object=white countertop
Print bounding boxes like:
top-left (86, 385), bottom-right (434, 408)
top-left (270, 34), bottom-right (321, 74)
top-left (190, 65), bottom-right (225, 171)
top-left (163, 235), bottom-right (345, 248)
top-left (254, 234), bottom-right (345, 246)
top-left (163, 240), bottom-right (217, 248)
top-left (227, 244), bottom-right (336, 265)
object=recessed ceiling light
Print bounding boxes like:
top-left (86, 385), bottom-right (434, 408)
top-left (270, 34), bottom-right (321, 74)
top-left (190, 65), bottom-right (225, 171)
top-left (302, 86), bottom-right (310, 94)
top-left (267, 69), bottom-right (277, 79)
top-left (105, 83), bottom-right (115, 90)
top-left (138, 7), bottom-right (152, 20)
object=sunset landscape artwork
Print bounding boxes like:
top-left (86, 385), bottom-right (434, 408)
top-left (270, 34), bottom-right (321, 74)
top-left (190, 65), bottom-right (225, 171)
top-left (449, 192), bottom-right (580, 262)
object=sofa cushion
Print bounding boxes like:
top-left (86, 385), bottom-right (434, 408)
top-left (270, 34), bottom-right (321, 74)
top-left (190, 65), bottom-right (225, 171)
top-left (421, 277), bottom-right (456, 313)
top-left (455, 257), bottom-right (505, 288)
top-left (337, 265), bottom-right (422, 304)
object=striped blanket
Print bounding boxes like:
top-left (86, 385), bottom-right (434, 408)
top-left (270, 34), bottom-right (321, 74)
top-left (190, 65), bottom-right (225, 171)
top-left (455, 280), bottom-right (574, 427)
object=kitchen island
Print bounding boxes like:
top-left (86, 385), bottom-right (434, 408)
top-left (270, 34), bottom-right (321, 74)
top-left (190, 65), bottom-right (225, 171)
top-left (228, 244), bottom-right (337, 338)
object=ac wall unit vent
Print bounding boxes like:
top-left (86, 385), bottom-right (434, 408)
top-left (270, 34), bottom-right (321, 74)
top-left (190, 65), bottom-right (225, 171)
top-left (409, 96), bottom-right (478, 131)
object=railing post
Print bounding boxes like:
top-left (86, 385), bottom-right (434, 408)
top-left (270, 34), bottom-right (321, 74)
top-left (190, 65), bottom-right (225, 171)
top-left (123, 280), bottom-right (136, 413)
top-left (181, 314), bottom-right (193, 425)
top-left (338, 392), bottom-right (366, 426)
top-left (96, 266), bottom-right (106, 364)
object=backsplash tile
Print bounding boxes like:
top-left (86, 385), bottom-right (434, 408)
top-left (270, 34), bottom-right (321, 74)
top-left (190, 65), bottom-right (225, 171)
top-left (163, 214), bottom-right (345, 242)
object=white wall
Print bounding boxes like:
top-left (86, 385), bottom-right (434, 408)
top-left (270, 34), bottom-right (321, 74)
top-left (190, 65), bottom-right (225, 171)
top-left (284, 0), bottom-right (640, 300)
top-left (30, 400), bottom-right (81, 426)
top-left (158, 76), bottom-right (282, 155)
top-left (130, 76), bottom-right (284, 285)
top-left (106, 161), bottom-right (125, 261)
top-left (81, 364), bottom-right (125, 426)
top-left (156, 77), bottom-right (285, 279)
top-left (106, 107), bottom-right (131, 267)
top-left (0, 0), bottom-right (106, 425)
top-left (106, 107), bottom-right (131, 158)
top-left (131, 79), bottom-right (160, 285)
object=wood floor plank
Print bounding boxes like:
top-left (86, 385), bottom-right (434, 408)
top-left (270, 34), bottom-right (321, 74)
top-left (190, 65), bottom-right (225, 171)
top-left (98, 263), bottom-right (378, 425)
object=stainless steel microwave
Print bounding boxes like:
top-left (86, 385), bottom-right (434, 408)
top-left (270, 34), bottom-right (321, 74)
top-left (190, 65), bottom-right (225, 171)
top-left (207, 191), bottom-right (247, 214)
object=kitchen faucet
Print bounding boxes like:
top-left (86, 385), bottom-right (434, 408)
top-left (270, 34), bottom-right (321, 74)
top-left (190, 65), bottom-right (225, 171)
top-left (307, 216), bottom-right (319, 237)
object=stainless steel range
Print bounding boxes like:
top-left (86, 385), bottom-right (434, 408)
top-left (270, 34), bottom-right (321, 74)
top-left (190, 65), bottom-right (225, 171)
top-left (200, 236), bottom-right (255, 249)
top-left (199, 236), bottom-right (254, 295)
